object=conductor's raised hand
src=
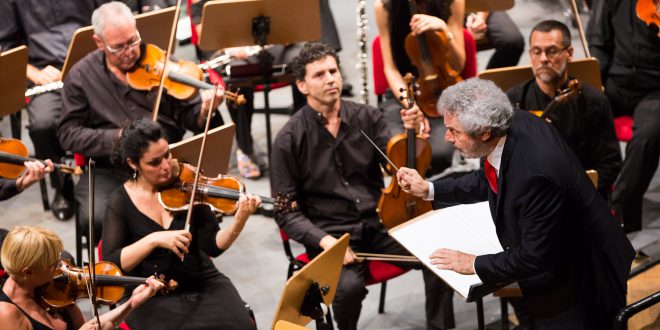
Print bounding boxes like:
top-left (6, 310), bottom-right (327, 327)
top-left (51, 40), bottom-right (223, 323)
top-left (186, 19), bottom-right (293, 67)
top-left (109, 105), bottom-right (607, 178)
top-left (429, 248), bottom-right (476, 275)
top-left (396, 167), bottom-right (428, 197)
top-left (152, 230), bottom-right (192, 260)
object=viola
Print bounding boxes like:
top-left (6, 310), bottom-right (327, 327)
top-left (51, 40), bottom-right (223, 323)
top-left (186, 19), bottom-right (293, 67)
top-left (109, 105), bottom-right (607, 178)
top-left (38, 259), bottom-right (177, 310)
top-left (637, 0), bottom-right (660, 37)
top-left (126, 44), bottom-right (246, 104)
top-left (377, 74), bottom-right (433, 229)
top-left (404, 0), bottom-right (462, 118)
top-left (529, 79), bottom-right (582, 120)
top-left (0, 138), bottom-right (82, 179)
top-left (158, 160), bottom-right (297, 215)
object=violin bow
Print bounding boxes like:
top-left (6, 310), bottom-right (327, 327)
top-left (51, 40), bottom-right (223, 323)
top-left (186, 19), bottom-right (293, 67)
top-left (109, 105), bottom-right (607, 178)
top-left (151, 0), bottom-right (184, 121)
top-left (569, 0), bottom-right (591, 58)
top-left (85, 159), bottom-right (102, 330)
top-left (183, 83), bottom-right (221, 234)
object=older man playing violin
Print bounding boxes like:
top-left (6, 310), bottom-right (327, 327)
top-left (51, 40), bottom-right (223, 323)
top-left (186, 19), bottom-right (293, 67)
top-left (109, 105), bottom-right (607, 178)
top-left (57, 1), bottom-right (224, 240)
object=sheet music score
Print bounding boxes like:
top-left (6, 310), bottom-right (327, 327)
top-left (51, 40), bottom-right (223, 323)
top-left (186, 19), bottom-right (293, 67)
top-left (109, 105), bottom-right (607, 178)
top-left (389, 202), bottom-right (503, 300)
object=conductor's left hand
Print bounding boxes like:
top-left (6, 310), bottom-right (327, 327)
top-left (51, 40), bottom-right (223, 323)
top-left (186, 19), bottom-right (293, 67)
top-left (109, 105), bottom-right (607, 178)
top-left (429, 248), bottom-right (476, 275)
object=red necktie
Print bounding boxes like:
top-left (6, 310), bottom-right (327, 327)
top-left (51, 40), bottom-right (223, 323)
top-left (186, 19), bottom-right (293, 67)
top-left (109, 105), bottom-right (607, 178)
top-left (484, 159), bottom-right (498, 194)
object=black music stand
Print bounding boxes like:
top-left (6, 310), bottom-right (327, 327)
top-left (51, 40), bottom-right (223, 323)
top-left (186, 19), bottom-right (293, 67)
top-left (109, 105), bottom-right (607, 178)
top-left (198, 0), bottom-right (320, 166)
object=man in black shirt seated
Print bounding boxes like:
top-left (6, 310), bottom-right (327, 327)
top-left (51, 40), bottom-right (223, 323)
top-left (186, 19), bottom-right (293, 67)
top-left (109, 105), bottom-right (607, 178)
top-left (57, 1), bottom-right (223, 238)
top-left (270, 42), bottom-right (455, 330)
top-left (507, 20), bottom-right (621, 199)
top-left (587, 0), bottom-right (660, 233)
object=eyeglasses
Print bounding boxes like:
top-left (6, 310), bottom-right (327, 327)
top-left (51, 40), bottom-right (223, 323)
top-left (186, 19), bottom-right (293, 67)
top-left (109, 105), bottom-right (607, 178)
top-left (529, 46), bottom-right (569, 60)
top-left (105, 32), bottom-right (141, 54)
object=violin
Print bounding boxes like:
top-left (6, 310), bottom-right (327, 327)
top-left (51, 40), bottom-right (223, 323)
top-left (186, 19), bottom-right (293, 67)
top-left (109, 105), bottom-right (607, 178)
top-left (637, 0), bottom-right (660, 37)
top-left (158, 160), bottom-right (297, 215)
top-left (377, 74), bottom-right (433, 229)
top-left (529, 79), bottom-right (582, 120)
top-left (126, 44), bottom-right (246, 104)
top-left (38, 259), bottom-right (177, 310)
top-left (404, 0), bottom-right (462, 118)
top-left (0, 138), bottom-right (82, 179)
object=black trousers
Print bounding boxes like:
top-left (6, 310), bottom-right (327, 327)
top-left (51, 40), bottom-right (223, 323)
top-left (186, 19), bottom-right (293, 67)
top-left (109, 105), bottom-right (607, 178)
top-left (606, 73), bottom-right (660, 232)
top-left (484, 11), bottom-right (525, 69)
top-left (27, 91), bottom-right (66, 190)
top-left (75, 167), bottom-right (129, 241)
top-left (308, 220), bottom-right (455, 330)
top-left (381, 98), bottom-right (454, 177)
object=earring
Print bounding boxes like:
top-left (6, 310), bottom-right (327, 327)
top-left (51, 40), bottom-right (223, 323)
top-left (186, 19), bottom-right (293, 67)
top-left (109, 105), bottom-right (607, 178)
top-left (132, 168), bottom-right (138, 181)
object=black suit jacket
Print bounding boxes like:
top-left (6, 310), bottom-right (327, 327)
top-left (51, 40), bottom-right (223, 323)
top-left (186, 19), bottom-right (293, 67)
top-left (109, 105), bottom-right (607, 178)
top-left (432, 110), bottom-right (635, 325)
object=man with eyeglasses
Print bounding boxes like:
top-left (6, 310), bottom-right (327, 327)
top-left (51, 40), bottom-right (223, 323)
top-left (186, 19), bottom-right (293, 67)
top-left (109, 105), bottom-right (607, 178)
top-left (506, 20), bottom-right (621, 200)
top-left (58, 1), bottom-right (224, 239)
top-left (0, 0), bottom-right (107, 220)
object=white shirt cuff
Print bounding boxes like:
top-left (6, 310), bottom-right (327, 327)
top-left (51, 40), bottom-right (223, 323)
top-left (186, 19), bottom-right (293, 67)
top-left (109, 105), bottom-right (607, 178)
top-left (424, 182), bottom-right (434, 201)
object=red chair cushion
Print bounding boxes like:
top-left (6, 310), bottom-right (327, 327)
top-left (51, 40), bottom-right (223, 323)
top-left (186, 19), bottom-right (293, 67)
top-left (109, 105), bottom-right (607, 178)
top-left (365, 260), bottom-right (408, 285)
top-left (294, 253), bottom-right (409, 285)
top-left (614, 115), bottom-right (634, 142)
top-left (74, 153), bottom-right (87, 167)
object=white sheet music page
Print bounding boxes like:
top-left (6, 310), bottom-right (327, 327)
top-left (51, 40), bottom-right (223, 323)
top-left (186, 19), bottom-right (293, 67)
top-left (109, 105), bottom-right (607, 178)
top-left (389, 202), bottom-right (503, 300)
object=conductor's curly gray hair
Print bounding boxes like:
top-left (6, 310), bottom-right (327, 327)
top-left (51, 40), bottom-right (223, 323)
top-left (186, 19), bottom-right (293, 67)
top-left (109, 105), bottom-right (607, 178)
top-left (437, 78), bottom-right (514, 138)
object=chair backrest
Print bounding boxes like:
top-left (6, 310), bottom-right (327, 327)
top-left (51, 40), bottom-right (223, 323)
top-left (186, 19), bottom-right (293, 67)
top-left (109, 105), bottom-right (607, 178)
top-left (371, 29), bottom-right (478, 97)
top-left (478, 57), bottom-right (603, 93)
top-left (0, 46), bottom-right (28, 117)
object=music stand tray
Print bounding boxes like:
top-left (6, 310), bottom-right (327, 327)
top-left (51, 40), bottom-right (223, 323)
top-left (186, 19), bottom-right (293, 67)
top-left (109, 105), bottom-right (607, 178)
top-left (198, 0), bottom-right (320, 51)
top-left (271, 233), bottom-right (349, 329)
top-left (169, 123), bottom-right (236, 177)
top-left (0, 46), bottom-right (28, 117)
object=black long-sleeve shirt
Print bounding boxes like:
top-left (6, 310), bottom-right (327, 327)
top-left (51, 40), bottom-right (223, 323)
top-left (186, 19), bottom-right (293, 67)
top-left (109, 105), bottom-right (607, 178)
top-left (58, 49), bottom-right (204, 163)
top-left (0, 178), bottom-right (18, 201)
top-left (0, 0), bottom-right (104, 69)
top-left (587, 0), bottom-right (660, 83)
top-left (270, 101), bottom-right (391, 248)
top-left (507, 79), bottom-right (621, 196)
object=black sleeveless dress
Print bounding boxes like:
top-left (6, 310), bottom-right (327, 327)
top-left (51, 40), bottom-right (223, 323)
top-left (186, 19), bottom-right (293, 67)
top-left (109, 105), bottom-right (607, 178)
top-left (0, 289), bottom-right (75, 330)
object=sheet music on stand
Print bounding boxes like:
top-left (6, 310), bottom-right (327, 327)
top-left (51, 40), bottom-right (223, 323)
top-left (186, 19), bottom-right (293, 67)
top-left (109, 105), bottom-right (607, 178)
top-left (389, 202), bottom-right (509, 302)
